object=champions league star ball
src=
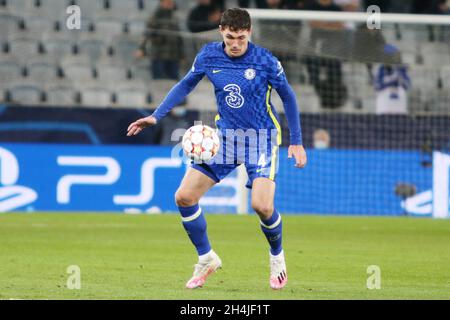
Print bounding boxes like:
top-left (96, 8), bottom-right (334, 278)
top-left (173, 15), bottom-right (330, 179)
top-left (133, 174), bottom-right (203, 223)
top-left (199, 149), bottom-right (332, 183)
top-left (182, 125), bottom-right (220, 162)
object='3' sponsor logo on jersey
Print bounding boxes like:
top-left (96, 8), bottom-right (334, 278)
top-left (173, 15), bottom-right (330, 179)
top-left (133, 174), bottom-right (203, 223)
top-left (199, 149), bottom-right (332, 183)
top-left (224, 84), bottom-right (244, 109)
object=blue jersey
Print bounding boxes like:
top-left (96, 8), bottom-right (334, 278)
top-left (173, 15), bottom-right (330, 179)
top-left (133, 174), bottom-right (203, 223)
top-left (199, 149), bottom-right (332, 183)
top-left (152, 41), bottom-right (302, 145)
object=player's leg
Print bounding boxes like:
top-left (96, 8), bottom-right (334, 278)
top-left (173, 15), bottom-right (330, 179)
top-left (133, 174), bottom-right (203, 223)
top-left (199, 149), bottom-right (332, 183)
top-left (175, 165), bottom-right (229, 289)
top-left (246, 139), bottom-right (287, 289)
top-left (175, 167), bottom-right (216, 254)
top-left (251, 177), bottom-right (287, 290)
top-left (251, 178), bottom-right (281, 254)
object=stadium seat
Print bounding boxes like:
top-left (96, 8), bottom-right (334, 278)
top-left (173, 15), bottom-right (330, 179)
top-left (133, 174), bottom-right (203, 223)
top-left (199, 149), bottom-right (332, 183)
top-left (4, 0), bottom-right (37, 17)
top-left (0, 14), bottom-right (21, 40)
top-left (73, 18), bottom-right (96, 34)
top-left (420, 89), bottom-right (450, 113)
top-left (127, 20), bottom-right (147, 37)
top-left (399, 26), bottom-right (430, 43)
top-left (80, 87), bottom-right (112, 107)
top-left (108, 0), bottom-right (142, 19)
top-left (149, 79), bottom-right (177, 103)
top-left (97, 64), bottom-right (130, 85)
top-left (382, 26), bottom-right (399, 43)
top-left (441, 66), bottom-right (450, 89)
top-left (9, 85), bottom-right (43, 105)
top-left (284, 61), bottom-right (308, 85)
top-left (434, 26), bottom-right (450, 43)
top-left (361, 95), bottom-right (376, 113)
top-left (45, 86), bottom-right (77, 106)
top-left (63, 63), bottom-right (95, 83)
top-left (130, 62), bottom-right (151, 82)
top-left (78, 39), bottom-right (109, 62)
top-left (27, 63), bottom-right (60, 83)
top-left (407, 88), bottom-right (424, 113)
top-left (73, 0), bottom-right (107, 19)
top-left (142, 0), bottom-right (159, 13)
top-left (420, 42), bottom-right (450, 66)
top-left (434, 91), bottom-right (450, 113)
top-left (94, 19), bottom-right (125, 44)
top-left (292, 84), bottom-right (321, 113)
top-left (43, 39), bottom-right (75, 61)
top-left (24, 17), bottom-right (56, 39)
top-left (115, 87), bottom-right (149, 107)
top-left (343, 63), bottom-right (370, 81)
top-left (409, 65), bottom-right (440, 91)
top-left (37, 0), bottom-right (71, 19)
top-left (0, 62), bottom-right (22, 86)
top-left (114, 38), bottom-right (139, 63)
top-left (8, 38), bottom-right (43, 63)
top-left (60, 54), bottom-right (92, 68)
top-left (343, 63), bottom-right (371, 102)
top-left (401, 52), bottom-right (417, 65)
top-left (184, 79), bottom-right (215, 111)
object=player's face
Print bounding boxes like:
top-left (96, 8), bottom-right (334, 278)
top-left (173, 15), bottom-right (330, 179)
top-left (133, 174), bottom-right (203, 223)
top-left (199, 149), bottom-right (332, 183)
top-left (220, 27), bottom-right (251, 58)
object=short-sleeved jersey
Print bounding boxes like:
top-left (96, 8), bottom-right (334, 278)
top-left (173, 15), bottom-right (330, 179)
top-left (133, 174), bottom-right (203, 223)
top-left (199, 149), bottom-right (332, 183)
top-left (190, 42), bottom-right (287, 144)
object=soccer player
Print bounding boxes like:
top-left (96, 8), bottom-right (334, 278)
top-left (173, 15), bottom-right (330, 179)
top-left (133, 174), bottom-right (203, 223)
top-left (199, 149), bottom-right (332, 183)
top-left (127, 8), bottom-right (306, 290)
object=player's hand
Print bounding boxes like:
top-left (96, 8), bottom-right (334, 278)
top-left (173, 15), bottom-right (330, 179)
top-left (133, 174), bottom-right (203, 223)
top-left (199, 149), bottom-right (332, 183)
top-left (288, 145), bottom-right (307, 168)
top-left (127, 116), bottom-right (157, 136)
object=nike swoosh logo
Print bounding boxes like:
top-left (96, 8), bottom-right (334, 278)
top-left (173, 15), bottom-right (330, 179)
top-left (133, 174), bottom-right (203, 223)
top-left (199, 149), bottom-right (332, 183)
top-left (212, 70), bottom-right (222, 74)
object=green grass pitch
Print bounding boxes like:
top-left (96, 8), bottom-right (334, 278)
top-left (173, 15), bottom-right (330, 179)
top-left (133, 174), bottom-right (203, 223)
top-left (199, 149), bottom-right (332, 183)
top-left (0, 213), bottom-right (449, 300)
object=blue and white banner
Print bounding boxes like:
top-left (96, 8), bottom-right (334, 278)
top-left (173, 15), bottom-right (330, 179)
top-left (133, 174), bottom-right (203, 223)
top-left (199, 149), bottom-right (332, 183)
top-left (0, 144), bottom-right (187, 213)
top-left (0, 143), bottom-right (448, 217)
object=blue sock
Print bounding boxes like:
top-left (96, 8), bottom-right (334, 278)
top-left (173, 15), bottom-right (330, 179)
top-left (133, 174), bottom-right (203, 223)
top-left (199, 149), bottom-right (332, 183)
top-left (260, 209), bottom-right (283, 256)
top-left (178, 204), bottom-right (211, 256)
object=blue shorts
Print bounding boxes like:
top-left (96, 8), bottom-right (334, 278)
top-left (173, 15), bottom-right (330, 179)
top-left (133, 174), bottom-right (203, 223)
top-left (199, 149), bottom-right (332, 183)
top-left (191, 134), bottom-right (280, 189)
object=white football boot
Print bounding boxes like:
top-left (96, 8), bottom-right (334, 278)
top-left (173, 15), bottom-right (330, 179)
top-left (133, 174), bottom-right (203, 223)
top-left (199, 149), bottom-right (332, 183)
top-left (269, 250), bottom-right (288, 290)
top-left (186, 250), bottom-right (222, 289)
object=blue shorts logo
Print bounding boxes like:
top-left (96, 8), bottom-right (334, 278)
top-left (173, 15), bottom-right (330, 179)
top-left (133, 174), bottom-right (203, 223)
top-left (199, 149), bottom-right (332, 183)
top-left (224, 84), bottom-right (244, 109)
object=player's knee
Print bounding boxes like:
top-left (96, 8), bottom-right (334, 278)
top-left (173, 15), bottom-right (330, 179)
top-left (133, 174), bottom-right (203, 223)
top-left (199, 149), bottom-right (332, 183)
top-left (175, 189), bottom-right (197, 207)
top-left (251, 201), bottom-right (274, 219)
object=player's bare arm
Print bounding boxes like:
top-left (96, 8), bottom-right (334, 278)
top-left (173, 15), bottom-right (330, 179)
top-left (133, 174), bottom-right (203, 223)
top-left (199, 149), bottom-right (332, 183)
top-left (288, 145), bottom-right (307, 168)
top-left (126, 115), bottom-right (157, 136)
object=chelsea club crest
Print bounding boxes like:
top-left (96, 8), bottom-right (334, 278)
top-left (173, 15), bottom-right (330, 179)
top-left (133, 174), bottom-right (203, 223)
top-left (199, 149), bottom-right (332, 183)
top-left (244, 68), bottom-right (256, 80)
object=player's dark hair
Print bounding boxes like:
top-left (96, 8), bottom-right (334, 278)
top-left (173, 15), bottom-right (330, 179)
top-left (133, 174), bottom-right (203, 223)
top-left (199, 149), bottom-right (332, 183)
top-left (220, 8), bottom-right (251, 31)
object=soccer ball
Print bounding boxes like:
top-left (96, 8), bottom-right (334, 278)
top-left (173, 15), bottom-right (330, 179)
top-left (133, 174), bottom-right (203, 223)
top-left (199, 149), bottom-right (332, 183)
top-left (182, 124), bottom-right (220, 162)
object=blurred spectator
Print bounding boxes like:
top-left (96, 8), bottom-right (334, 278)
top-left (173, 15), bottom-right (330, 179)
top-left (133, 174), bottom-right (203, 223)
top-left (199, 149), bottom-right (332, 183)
top-left (411, 0), bottom-right (442, 14)
top-left (313, 128), bottom-right (331, 149)
top-left (304, 0), bottom-right (348, 109)
top-left (283, 0), bottom-right (310, 9)
top-left (363, 0), bottom-right (391, 12)
top-left (135, 0), bottom-right (183, 80)
top-left (187, 0), bottom-right (222, 33)
top-left (266, 0), bottom-right (285, 8)
top-left (373, 44), bottom-right (411, 114)
top-left (155, 106), bottom-right (190, 145)
top-left (334, 0), bottom-right (361, 11)
top-left (238, 0), bottom-right (269, 8)
top-left (215, 0), bottom-right (226, 10)
top-left (438, 0), bottom-right (450, 14)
